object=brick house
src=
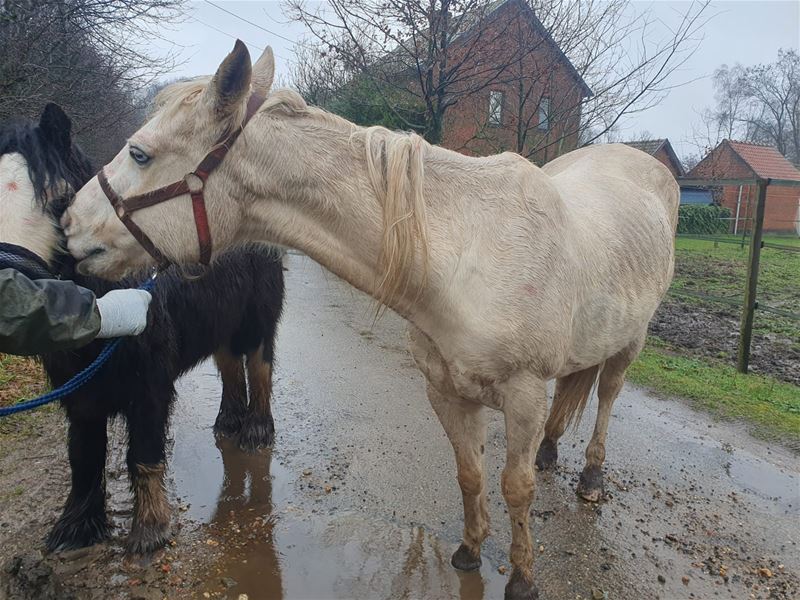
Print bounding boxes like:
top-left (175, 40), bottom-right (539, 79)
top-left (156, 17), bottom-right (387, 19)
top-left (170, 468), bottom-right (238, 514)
top-left (687, 140), bottom-right (800, 234)
top-left (439, 0), bottom-right (592, 163)
top-left (622, 139), bottom-right (684, 178)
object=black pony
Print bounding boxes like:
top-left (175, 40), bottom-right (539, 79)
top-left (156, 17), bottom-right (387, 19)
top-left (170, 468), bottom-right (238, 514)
top-left (0, 104), bottom-right (285, 554)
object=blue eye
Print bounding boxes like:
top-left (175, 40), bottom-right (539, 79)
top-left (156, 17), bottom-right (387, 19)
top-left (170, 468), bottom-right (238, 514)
top-left (129, 146), bottom-right (150, 165)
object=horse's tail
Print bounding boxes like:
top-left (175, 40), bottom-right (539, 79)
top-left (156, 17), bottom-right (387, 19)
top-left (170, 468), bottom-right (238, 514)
top-left (549, 364), bottom-right (601, 431)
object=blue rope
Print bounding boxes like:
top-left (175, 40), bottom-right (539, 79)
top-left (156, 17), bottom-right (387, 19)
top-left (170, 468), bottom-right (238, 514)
top-left (0, 276), bottom-right (157, 418)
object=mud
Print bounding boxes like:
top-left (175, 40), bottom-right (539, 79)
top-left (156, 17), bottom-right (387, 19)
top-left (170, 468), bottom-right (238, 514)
top-left (650, 298), bottom-right (800, 386)
top-left (1, 253), bottom-right (798, 599)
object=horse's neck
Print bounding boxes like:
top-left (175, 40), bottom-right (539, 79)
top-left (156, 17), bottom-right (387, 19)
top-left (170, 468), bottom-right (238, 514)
top-left (236, 119), bottom-right (432, 319)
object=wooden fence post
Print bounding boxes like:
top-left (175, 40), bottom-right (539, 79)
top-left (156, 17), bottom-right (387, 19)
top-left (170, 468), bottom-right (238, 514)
top-left (737, 178), bottom-right (769, 373)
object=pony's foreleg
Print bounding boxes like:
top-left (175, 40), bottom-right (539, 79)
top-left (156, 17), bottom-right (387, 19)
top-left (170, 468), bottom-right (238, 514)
top-left (46, 414), bottom-right (109, 551)
top-left (125, 397), bottom-right (171, 554)
top-left (577, 340), bottom-right (642, 502)
top-left (500, 372), bottom-right (548, 600)
top-left (213, 349), bottom-right (248, 437)
top-left (427, 383), bottom-right (490, 571)
top-left (238, 342), bottom-right (275, 452)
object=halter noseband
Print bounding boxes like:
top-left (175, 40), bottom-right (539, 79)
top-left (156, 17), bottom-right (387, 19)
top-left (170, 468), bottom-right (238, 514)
top-left (97, 93), bottom-right (266, 269)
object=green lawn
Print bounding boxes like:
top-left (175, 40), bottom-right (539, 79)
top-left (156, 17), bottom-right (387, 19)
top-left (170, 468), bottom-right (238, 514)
top-left (671, 234), bottom-right (800, 342)
top-left (629, 341), bottom-right (800, 444)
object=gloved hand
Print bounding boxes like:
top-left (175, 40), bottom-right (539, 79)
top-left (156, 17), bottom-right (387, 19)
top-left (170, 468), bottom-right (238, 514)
top-left (95, 289), bottom-right (152, 338)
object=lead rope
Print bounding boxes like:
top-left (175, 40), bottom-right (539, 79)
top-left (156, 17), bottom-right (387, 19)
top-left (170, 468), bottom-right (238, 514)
top-left (0, 274), bottom-right (158, 418)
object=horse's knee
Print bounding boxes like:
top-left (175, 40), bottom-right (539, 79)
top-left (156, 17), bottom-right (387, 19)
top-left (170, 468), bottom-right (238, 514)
top-left (457, 464), bottom-right (483, 497)
top-left (501, 468), bottom-right (535, 508)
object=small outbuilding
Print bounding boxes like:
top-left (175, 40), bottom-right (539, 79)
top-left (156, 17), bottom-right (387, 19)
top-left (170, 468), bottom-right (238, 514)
top-left (687, 140), bottom-right (800, 234)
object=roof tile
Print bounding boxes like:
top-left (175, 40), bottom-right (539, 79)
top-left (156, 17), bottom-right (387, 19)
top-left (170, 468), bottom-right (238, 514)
top-left (727, 141), bottom-right (800, 181)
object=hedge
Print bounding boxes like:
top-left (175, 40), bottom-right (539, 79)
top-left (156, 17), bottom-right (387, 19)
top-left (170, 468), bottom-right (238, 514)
top-left (677, 205), bottom-right (731, 235)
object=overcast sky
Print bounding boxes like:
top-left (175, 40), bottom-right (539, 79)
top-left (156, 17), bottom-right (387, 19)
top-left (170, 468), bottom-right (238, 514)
top-left (152, 1), bottom-right (800, 161)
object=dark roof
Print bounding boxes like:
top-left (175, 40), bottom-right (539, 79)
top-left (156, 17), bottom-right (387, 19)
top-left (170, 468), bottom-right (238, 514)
top-left (452, 0), bottom-right (592, 98)
top-left (622, 138), bottom-right (685, 176)
top-left (726, 140), bottom-right (800, 181)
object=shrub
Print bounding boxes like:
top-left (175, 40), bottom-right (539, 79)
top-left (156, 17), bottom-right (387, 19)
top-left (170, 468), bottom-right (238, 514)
top-left (677, 205), bottom-right (731, 234)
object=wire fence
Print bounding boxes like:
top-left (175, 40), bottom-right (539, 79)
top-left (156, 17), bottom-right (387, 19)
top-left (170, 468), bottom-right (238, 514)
top-left (675, 176), bottom-right (800, 373)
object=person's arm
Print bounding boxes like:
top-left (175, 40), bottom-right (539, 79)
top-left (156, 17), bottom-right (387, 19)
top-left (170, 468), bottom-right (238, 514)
top-left (0, 268), bottom-right (101, 355)
top-left (0, 269), bottom-right (153, 356)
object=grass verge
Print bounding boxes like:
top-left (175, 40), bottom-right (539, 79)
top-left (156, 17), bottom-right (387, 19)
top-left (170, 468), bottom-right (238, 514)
top-left (629, 340), bottom-right (800, 444)
top-left (0, 353), bottom-right (54, 443)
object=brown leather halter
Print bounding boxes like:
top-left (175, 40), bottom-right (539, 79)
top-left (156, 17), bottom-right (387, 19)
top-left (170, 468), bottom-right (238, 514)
top-left (97, 93), bottom-right (266, 268)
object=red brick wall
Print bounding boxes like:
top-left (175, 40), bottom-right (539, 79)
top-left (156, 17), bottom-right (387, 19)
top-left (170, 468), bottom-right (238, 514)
top-left (439, 2), bottom-right (584, 163)
top-left (652, 146), bottom-right (681, 179)
top-left (688, 142), bottom-right (799, 233)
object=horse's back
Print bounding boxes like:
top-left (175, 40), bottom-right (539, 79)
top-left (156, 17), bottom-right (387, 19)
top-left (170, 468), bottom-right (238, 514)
top-left (542, 143), bottom-right (679, 230)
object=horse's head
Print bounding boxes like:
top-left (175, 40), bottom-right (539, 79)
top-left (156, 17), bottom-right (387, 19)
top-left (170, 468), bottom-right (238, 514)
top-left (0, 103), bottom-right (93, 268)
top-left (64, 41), bottom-right (275, 279)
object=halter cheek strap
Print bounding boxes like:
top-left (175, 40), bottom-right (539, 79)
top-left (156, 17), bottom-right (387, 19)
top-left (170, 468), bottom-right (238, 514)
top-left (97, 92), bottom-right (266, 268)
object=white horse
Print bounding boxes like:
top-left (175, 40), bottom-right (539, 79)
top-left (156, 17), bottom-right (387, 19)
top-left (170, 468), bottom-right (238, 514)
top-left (63, 41), bottom-right (678, 599)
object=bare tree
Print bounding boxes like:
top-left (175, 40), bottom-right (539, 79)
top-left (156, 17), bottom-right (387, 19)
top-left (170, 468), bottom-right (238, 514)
top-left (457, 0), bottom-right (710, 161)
top-left (287, 0), bottom-right (709, 158)
top-left (688, 49), bottom-right (800, 164)
top-left (0, 0), bottom-right (185, 161)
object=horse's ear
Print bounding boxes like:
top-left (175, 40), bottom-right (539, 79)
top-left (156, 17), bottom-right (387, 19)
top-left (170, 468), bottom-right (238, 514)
top-left (252, 46), bottom-right (275, 96)
top-left (39, 103), bottom-right (72, 152)
top-left (207, 39), bottom-right (252, 117)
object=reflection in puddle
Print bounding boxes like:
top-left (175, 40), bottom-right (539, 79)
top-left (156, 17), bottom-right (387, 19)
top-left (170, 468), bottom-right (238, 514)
top-left (169, 365), bottom-right (505, 599)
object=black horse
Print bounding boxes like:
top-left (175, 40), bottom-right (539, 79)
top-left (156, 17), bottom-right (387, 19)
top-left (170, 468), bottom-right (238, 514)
top-left (0, 104), bottom-right (285, 554)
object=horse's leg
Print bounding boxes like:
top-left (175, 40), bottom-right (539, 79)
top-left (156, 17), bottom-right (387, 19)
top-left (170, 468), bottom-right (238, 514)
top-left (533, 379), bottom-right (571, 471)
top-left (46, 413), bottom-right (109, 551)
top-left (125, 396), bottom-right (171, 554)
top-left (213, 349), bottom-right (248, 437)
top-left (577, 340), bottom-right (642, 502)
top-left (238, 341), bottom-right (275, 452)
top-left (427, 383), bottom-right (489, 571)
top-left (501, 372), bottom-right (548, 600)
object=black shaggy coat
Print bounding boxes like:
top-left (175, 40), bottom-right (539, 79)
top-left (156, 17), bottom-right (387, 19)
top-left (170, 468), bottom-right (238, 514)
top-left (1, 104), bottom-right (286, 555)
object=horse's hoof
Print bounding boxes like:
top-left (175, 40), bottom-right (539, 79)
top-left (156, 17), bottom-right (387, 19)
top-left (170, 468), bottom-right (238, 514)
top-left (213, 408), bottom-right (246, 438)
top-left (534, 438), bottom-right (558, 471)
top-left (126, 524), bottom-right (169, 555)
top-left (45, 513), bottom-right (110, 552)
top-left (577, 465), bottom-right (605, 502)
top-left (237, 414), bottom-right (275, 452)
top-left (451, 543), bottom-right (482, 571)
top-left (504, 569), bottom-right (539, 600)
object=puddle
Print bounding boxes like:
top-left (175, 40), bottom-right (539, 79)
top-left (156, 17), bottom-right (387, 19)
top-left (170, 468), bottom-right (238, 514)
top-left (169, 362), bottom-right (507, 600)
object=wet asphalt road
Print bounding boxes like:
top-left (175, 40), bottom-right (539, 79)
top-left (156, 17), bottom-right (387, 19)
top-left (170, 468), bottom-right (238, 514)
top-left (166, 252), bottom-right (799, 600)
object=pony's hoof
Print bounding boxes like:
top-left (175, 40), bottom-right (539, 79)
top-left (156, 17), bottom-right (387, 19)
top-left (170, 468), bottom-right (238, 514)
top-left (213, 408), bottom-right (246, 438)
top-left (126, 523), bottom-right (169, 555)
top-left (46, 514), bottom-right (110, 552)
top-left (237, 414), bottom-right (275, 452)
top-left (534, 438), bottom-right (558, 471)
top-left (504, 570), bottom-right (539, 600)
top-left (577, 465), bottom-right (605, 502)
top-left (451, 543), bottom-right (482, 571)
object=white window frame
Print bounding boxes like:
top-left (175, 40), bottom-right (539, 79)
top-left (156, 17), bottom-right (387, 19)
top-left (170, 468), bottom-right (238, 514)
top-left (538, 96), bottom-right (551, 131)
top-left (488, 90), bottom-right (503, 127)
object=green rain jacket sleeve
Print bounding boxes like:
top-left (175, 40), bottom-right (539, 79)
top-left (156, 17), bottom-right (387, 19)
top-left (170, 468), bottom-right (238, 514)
top-left (0, 268), bottom-right (101, 355)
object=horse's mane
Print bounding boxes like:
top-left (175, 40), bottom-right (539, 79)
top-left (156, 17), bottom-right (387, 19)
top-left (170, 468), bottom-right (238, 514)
top-left (156, 79), bottom-right (430, 309)
top-left (0, 119), bottom-right (94, 216)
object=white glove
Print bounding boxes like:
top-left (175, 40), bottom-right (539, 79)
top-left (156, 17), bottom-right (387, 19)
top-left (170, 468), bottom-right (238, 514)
top-left (95, 289), bottom-right (152, 338)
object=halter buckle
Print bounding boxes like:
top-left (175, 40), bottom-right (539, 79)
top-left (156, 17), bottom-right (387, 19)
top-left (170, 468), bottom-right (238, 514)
top-left (185, 172), bottom-right (204, 193)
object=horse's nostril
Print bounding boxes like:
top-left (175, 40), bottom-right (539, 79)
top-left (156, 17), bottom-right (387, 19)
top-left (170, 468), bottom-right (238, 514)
top-left (60, 211), bottom-right (72, 230)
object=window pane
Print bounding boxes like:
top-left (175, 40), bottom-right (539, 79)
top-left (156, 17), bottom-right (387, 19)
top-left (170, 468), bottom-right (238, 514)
top-left (538, 97), bottom-right (550, 130)
top-left (489, 91), bottom-right (503, 126)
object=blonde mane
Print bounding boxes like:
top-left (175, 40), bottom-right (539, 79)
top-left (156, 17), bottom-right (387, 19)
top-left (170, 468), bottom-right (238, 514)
top-left (256, 88), bottom-right (431, 309)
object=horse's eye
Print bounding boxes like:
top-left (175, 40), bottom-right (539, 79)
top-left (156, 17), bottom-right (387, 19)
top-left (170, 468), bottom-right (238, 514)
top-left (129, 146), bottom-right (151, 165)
